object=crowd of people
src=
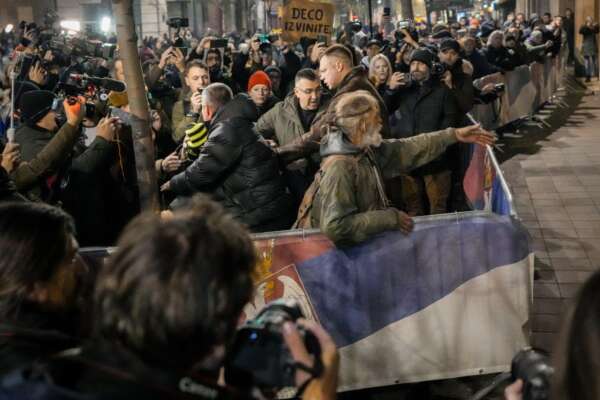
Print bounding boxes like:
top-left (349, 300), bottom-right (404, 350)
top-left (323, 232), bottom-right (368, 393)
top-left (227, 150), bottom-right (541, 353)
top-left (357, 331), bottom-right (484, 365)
top-left (0, 9), bottom-right (581, 247)
top-left (0, 6), bottom-right (599, 400)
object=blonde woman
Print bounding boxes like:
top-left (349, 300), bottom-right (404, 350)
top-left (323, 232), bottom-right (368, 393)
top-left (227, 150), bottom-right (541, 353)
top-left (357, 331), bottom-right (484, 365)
top-left (368, 53), bottom-right (408, 109)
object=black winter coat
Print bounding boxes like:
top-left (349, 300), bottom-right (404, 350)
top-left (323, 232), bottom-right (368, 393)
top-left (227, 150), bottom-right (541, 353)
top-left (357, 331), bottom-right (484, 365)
top-left (388, 79), bottom-right (459, 175)
top-left (169, 94), bottom-right (293, 232)
top-left (483, 46), bottom-right (517, 71)
top-left (463, 49), bottom-right (501, 79)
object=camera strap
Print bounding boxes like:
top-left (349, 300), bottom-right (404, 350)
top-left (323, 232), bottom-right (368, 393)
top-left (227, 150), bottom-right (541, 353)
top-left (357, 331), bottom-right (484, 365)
top-left (292, 360), bottom-right (323, 397)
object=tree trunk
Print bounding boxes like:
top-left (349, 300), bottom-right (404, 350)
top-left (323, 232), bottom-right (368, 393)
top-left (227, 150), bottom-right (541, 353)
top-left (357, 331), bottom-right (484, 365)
top-left (112, 0), bottom-right (159, 213)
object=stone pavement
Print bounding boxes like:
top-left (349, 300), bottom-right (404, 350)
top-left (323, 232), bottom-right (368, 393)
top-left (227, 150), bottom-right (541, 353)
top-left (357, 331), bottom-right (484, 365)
top-left (497, 77), bottom-right (600, 352)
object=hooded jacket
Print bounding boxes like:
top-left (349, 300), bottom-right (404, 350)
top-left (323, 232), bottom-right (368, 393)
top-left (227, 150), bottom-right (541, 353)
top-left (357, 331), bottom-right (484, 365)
top-left (299, 126), bottom-right (458, 246)
top-left (169, 94), bottom-right (292, 232)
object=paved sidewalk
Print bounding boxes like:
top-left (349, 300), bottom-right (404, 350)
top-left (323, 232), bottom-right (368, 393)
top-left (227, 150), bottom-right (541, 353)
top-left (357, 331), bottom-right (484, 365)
top-left (498, 77), bottom-right (600, 352)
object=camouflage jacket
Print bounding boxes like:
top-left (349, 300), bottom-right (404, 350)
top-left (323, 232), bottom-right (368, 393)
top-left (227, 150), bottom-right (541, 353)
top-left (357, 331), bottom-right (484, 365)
top-left (301, 127), bottom-right (458, 246)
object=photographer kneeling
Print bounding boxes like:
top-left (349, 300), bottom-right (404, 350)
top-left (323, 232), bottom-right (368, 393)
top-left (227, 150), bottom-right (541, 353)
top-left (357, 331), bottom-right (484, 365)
top-left (29, 195), bottom-right (338, 400)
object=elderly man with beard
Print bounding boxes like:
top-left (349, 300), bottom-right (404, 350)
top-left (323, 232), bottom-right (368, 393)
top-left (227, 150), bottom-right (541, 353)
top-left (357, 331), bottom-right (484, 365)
top-left (294, 91), bottom-right (495, 247)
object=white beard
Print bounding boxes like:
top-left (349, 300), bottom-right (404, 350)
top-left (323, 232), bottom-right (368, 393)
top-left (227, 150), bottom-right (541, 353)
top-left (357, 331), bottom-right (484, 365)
top-left (360, 123), bottom-right (383, 148)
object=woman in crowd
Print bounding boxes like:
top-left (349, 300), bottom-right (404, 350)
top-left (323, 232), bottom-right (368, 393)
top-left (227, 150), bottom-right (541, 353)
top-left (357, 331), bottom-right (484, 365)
top-left (247, 70), bottom-right (278, 117)
top-left (369, 53), bottom-right (409, 112)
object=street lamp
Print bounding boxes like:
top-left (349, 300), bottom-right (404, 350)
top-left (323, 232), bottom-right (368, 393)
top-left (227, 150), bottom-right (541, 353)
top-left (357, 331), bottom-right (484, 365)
top-left (60, 20), bottom-right (81, 32)
top-left (100, 17), bottom-right (111, 33)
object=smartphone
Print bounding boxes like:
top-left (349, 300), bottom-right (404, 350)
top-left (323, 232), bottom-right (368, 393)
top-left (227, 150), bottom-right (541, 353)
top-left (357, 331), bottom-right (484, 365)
top-left (398, 20), bottom-right (411, 30)
top-left (210, 39), bottom-right (228, 49)
top-left (174, 47), bottom-right (188, 57)
top-left (316, 34), bottom-right (329, 45)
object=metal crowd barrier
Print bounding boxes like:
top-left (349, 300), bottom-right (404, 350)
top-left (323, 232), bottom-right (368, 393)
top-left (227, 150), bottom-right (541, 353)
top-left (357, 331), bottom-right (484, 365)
top-left (472, 56), bottom-right (565, 131)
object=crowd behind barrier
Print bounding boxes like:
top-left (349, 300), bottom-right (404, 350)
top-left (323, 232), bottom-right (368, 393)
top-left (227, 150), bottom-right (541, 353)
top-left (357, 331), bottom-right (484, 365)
top-left (2, 7), bottom-right (598, 400)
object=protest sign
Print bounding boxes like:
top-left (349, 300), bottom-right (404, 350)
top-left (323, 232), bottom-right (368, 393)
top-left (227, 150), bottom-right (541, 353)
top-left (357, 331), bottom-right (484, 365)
top-left (281, 1), bottom-right (334, 42)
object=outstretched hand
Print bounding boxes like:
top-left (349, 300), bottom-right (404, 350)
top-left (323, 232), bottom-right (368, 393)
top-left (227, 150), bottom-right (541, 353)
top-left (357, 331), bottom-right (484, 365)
top-left (455, 124), bottom-right (496, 147)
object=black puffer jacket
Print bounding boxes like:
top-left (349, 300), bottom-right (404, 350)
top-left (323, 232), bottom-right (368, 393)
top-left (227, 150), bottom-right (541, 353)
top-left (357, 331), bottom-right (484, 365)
top-left (169, 94), bottom-right (293, 232)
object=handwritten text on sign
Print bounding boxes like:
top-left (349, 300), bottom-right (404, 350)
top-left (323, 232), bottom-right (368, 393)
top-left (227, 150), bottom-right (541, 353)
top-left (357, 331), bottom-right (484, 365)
top-left (282, 1), bottom-right (334, 41)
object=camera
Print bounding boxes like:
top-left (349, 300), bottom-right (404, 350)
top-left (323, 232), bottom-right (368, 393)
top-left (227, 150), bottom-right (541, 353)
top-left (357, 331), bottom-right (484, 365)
top-left (347, 20), bottom-right (363, 33)
top-left (14, 53), bottom-right (51, 81)
top-left (511, 349), bottom-right (554, 400)
top-left (493, 83), bottom-right (505, 93)
top-left (70, 37), bottom-right (117, 59)
top-left (431, 61), bottom-right (447, 77)
top-left (55, 73), bottom-right (126, 120)
top-left (167, 17), bottom-right (189, 29)
top-left (225, 299), bottom-right (322, 390)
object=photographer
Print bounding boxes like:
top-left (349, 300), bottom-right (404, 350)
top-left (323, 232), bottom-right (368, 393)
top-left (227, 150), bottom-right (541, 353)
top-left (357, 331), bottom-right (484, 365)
top-left (16, 196), bottom-right (339, 400)
top-left (14, 91), bottom-right (120, 245)
top-left (144, 47), bottom-right (186, 118)
top-left (504, 270), bottom-right (600, 400)
top-left (11, 91), bottom-right (85, 198)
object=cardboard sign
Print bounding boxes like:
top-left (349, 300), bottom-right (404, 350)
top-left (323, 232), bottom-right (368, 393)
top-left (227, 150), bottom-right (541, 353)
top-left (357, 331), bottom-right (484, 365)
top-left (281, 1), bottom-right (334, 42)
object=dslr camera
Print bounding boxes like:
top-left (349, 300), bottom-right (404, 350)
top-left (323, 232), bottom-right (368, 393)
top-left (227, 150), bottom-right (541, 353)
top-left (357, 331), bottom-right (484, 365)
top-left (511, 348), bottom-right (554, 400)
top-left (167, 17), bottom-right (189, 29)
top-left (225, 299), bottom-right (322, 390)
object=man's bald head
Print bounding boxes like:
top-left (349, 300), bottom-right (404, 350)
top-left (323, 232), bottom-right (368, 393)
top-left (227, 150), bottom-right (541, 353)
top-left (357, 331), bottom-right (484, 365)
top-left (319, 44), bottom-right (354, 90)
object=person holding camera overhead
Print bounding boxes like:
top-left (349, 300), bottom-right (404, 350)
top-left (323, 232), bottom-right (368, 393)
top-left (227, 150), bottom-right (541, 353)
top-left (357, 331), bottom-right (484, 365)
top-left (387, 48), bottom-right (460, 215)
top-left (13, 91), bottom-right (121, 244)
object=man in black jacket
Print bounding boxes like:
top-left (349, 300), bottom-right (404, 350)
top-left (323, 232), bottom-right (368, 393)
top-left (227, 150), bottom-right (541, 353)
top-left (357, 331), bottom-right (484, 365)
top-left (388, 49), bottom-right (459, 216)
top-left (161, 83), bottom-right (293, 232)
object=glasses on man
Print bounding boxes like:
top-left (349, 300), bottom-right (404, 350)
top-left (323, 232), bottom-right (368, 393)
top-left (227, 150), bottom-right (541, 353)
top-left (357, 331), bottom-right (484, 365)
top-left (296, 87), bottom-right (322, 95)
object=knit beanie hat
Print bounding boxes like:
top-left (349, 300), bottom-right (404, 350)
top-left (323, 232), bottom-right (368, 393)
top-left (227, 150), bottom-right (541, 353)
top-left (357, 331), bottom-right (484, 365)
top-left (410, 49), bottom-right (434, 69)
top-left (247, 70), bottom-right (272, 92)
top-left (20, 90), bottom-right (56, 124)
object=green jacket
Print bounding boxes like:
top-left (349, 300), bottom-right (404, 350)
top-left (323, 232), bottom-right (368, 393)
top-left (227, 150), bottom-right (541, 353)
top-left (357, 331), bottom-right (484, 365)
top-left (305, 128), bottom-right (458, 246)
top-left (14, 122), bottom-right (114, 201)
top-left (171, 90), bottom-right (202, 143)
top-left (256, 94), bottom-right (305, 146)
